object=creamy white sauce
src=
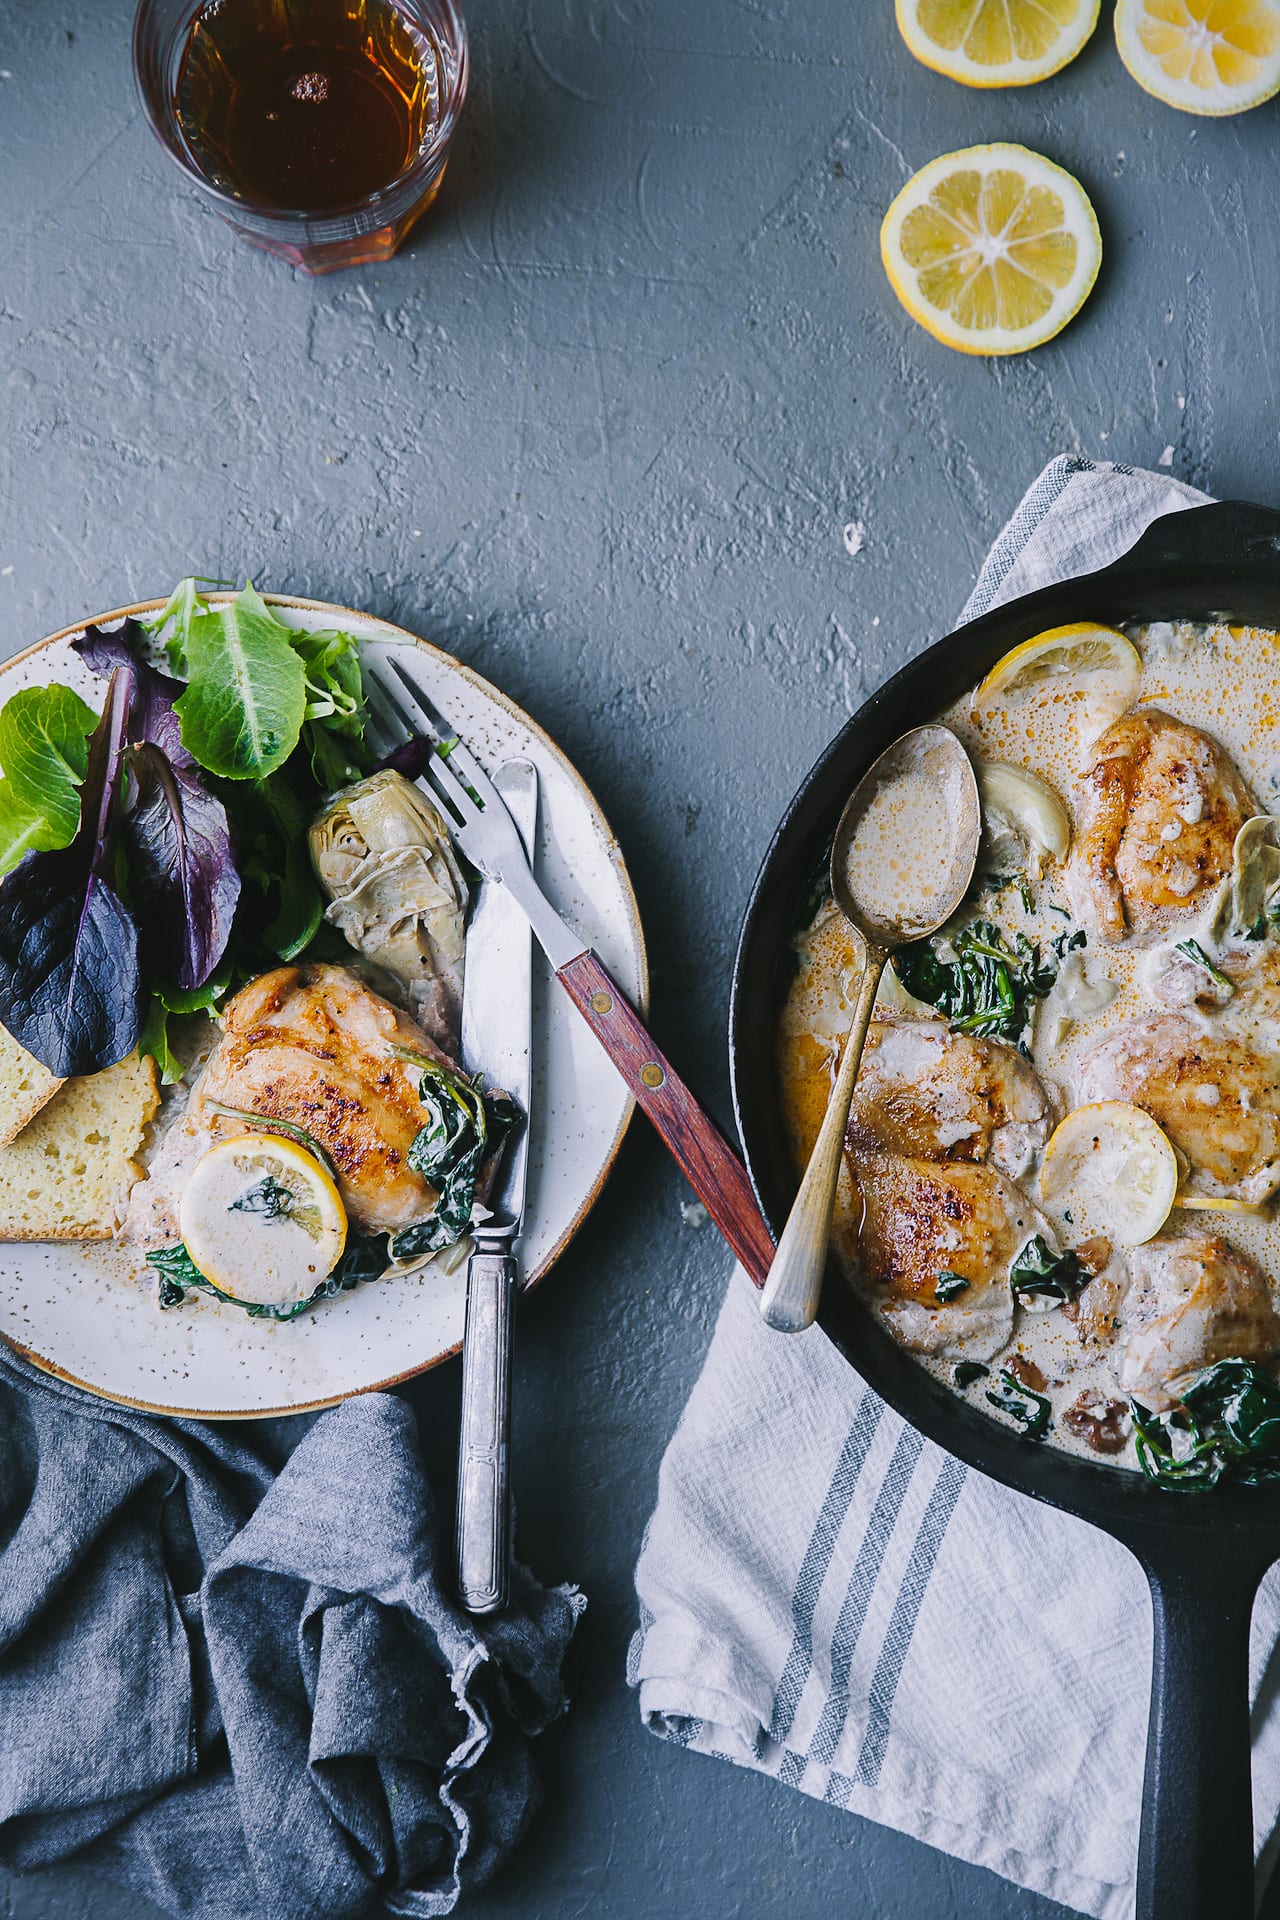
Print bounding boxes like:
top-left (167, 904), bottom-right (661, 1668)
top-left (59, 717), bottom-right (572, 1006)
top-left (778, 621), bottom-right (1280, 1473)
top-left (840, 732), bottom-right (973, 934)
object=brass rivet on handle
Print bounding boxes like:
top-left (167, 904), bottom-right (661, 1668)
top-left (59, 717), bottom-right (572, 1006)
top-left (640, 1062), bottom-right (665, 1089)
top-left (590, 990), bottom-right (613, 1014)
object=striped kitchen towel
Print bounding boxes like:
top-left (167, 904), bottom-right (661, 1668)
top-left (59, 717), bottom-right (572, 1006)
top-left (628, 457), bottom-right (1280, 1920)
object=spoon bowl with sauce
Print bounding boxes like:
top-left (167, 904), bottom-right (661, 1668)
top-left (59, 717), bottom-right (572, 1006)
top-left (759, 724), bottom-right (981, 1332)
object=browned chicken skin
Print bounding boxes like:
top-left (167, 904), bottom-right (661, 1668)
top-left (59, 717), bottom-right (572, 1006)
top-left (850, 1154), bottom-right (1056, 1359)
top-left (1066, 708), bottom-right (1254, 942)
top-left (846, 1019), bottom-right (1051, 1177)
top-left (1119, 1232), bottom-right (1280, 1406)
top-left (1075, 1011), bottom-right (1280, 1203)
top-left (198, 964), bottom-right (454, 1234)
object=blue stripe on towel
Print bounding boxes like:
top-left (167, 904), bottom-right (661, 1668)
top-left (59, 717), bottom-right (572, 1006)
top-left (768, 1391), bottom-right (884, 1744)
top-left (854, 1455), bottom-right (967, 1786)
top-left (807, 1425), bottom-right (925, 1766)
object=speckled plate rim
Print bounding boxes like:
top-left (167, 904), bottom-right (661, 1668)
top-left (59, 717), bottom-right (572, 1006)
top-left (0, 594), bottom-right (648, 1418)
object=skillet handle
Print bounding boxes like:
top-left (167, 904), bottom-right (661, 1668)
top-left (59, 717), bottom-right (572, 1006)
top-left (1099, 497), bottom-right (1280, 582)
top-left (1135, 1542), bottom-right (1271, 1920)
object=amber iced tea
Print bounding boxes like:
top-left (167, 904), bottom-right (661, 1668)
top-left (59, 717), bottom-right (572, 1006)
top-left (177, 0), bottom-right (443, 211)
top-left (135, 0), bottom-right (466, 270)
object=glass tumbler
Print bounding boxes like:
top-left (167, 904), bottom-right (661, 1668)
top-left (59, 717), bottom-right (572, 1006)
top-left (133, 0), bottom-right (468, 274)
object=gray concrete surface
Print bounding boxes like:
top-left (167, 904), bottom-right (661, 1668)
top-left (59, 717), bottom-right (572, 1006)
top-left (2, 0), bottom-right (1279, 1915)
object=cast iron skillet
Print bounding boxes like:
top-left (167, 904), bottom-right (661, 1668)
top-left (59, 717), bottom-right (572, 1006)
top-left (730, 499), bottom-right (1280, 1920)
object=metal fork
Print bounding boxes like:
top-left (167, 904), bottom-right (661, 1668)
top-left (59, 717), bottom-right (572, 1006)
top-left (363, 646), bottom-right (775, 1283)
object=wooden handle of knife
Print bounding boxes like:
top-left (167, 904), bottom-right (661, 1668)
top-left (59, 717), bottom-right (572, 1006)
top-left (556, 951), bottom-right (775, 1285)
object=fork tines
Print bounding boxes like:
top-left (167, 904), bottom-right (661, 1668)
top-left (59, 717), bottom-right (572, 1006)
top-left (364, 648), bottom-right (497, 827)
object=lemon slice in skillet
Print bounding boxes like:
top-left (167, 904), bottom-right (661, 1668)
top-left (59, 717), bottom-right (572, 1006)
top-left (180, 1135), bottom-right (348, 1309)
top-left (1114, 0), bottom-right (1280, 116)
top-left (897, 0), bottom-right (1101, 87)
top-left (977, 623), bottom-right (1141, 702)
top-left (880, 145), bottom-right (1102, 356)
top-left (1174, 1192), bottom-right (1273, 1217)
top-left (1041, 1101), bottom-right (1179, 1246)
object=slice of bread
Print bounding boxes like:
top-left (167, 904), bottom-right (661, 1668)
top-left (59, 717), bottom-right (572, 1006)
top-left (0, 1053), bottom-right (160, 1240)
top-left (0, 1024), bottom-right (63, 1148)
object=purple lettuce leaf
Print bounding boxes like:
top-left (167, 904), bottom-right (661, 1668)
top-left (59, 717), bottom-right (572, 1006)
top-left (74, 618), bottom-right (193, 769)
top-left (125, 742), bottom-right (240, 991)
top-left (0, 668), bottom-right (142, 1076)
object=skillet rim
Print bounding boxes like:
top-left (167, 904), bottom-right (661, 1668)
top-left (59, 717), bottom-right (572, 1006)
top-left (729, 497), bottom-right (1280, 1545)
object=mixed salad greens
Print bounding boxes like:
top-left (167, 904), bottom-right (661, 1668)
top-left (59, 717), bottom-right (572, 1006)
top-left (0, 582), bottom-right (375, 1079)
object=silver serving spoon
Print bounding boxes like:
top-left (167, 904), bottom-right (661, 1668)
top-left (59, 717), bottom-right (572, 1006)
top-left (760, 725), bottom-right (981, 1333)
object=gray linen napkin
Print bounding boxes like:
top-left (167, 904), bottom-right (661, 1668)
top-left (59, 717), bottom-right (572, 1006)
top-left (0, 1341), bottom-right (582, 1919)
top-left (628, 457), bottom-right (1280, 1920)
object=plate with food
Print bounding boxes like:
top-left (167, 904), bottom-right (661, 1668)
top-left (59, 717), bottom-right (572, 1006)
top-left (0, 584), bottom-right (644, 1416)
top-left (730, 500), bottom-right (1280, 1919)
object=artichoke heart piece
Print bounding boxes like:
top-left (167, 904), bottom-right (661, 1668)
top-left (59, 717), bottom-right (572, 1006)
top-left (309, 770), bottom-right (469, 1048)
top-left (1208, 815), bottom-right (1280, 946)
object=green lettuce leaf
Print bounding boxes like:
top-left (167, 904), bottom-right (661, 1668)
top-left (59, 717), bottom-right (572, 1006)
top-left (174, 584), bottom-right (307, 780)
top-left (0, 685), bottom-right (99, 874)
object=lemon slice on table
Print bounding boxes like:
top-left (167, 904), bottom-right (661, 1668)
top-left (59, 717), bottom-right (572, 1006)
top-left (1041, 1101), bottom-right (1179, 1246)
top-left (975, 623), bottom-right (1141, 706)
top-left (881, 146), bottom-right (1102, 356)
top-left (179, 1134), bottom-right (348, 1310)
top-left (1115, 0), bottom-right (1280, 115)
top-left (897, 0), bottom-right (1101, 86)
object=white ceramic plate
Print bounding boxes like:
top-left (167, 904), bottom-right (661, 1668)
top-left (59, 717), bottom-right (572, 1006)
top-left (0, 597), bottom-right (646, 1416)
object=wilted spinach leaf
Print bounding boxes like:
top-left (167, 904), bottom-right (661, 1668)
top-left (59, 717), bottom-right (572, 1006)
top-left (230, 1173), bottom-right (295, 1218)
top-left (150, 1230), bottom-right (388, 1318)
top-left (0, 669), bottom-right (142, 1076)
top-left (893, 918), bottom-right (1059, 1052)
top-left (985, 1368), bottom-right (1051, 1440)
top-left (1132, 1357), bottom-right (1280, 1491)
top-left (390, 1061), bottom-right (522, 1262)
top-left (1009, 1235), bottom-right (1087, 1304)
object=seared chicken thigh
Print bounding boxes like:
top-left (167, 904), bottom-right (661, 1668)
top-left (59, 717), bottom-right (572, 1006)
top-left (846, 1019), bottom-right (1052, 1178)
top-left (196, 965), bottom-right (454, 1234)
top-left (1118, 1232), bottom-right (1280, 1406)
top-left (850, 1154), bottom-right (1056, 1359)
top-left (1075, 1012), bottom-right (1280, 1203)
top-left (1066, 709), bottom-right (1254, 942)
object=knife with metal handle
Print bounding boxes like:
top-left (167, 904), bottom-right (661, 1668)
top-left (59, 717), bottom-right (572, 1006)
top-left (455, 757), bottom-right (537, 1615)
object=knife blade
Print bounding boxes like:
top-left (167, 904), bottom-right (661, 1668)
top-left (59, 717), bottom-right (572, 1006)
top-left (455, 756), bottom-right (538, 1613)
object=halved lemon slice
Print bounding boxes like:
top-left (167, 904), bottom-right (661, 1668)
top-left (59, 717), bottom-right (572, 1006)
top-left (898, 0), bottom-right (1101, 86)
top-left (1175, 1192), bottom-right (1273, 1217)
top-left (179, 1134), bottom-right (348, 1310)
top-left (881, 145), bottom-right (1102, 356)
top-left (1041, 1101), bottom-right (1179, 1245)
top-left (1115, 0), bottom-right (1280, 115)
top-left (974, 624), bottom-right (1142, 738)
